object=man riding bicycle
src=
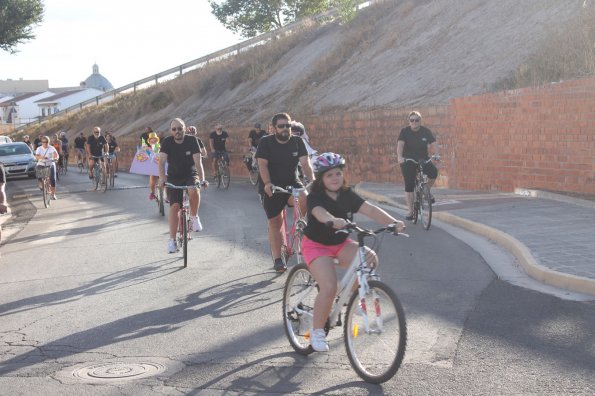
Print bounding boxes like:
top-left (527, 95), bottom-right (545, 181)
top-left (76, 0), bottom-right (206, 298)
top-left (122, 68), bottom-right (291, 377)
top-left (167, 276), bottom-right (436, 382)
top-left (246, 123), bottom-right (267, 171)
top-left (74, 132), bottom-right (86, 167)
top-left (86, 126), bottom-right (109, 180)
top-left (396, 111), bottom-right (439, 220)
top-left (59, 131), bottom-right (69, 168)
top-left (256, 112), bottom-right (315, 273)
top-left (209, 123), bottom-right (230, 178)
top-left (159, 118), bottom-right (209, 253)
top-left (106, 133), bottom-right (120, 177)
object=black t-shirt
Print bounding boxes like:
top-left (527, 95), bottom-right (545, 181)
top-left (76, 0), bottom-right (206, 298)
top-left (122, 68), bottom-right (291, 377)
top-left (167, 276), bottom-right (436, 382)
top-left (107, 140), bottom-right (118, 154)
top-left (209, 131), bottom-right (229, 151)
top-left (255, 135), bottom-right (308, 192)
top-left (74, 136), bottom-right (86, 149)
top-left (160, 135), bottom-right (200, 179)
top-left (33, 138), bottom-right (42, 150)
top-left (397, 126), bottom-right (436, 160)
top-left (87, 135), bottom-right (108, 157)
top-left (304, 188), bottom-right (365, 245)
top-left (248, 129), bottom-right (267, 148)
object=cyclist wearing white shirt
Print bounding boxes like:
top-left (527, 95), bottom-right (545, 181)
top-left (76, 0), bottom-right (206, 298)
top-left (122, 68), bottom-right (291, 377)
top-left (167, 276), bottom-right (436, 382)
top-left (34, 135), bottom-right (59, 200)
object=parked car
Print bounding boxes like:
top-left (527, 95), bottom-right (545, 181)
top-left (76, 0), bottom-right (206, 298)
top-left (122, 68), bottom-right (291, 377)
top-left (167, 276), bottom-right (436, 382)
top-left (0, 142), bottom-right (36, 178)
top-left (0, 135), bottom-right (13, 144)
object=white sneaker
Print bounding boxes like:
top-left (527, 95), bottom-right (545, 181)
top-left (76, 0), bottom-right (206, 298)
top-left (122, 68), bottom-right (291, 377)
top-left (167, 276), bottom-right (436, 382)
top-left (192, 216), bottom-right (203, 232)
top-left (167, 239), bottom-right (178, 253)
top-left (310, 328), bottom-right (329, 352)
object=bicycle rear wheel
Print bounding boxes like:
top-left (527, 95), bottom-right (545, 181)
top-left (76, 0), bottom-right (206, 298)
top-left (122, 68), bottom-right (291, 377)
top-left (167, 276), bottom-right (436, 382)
top-left (344, 280), bottom-right (407, 384)
top-left (94, 164), bottom-right (101, 190)
top-left (420, 184), bottom-right (432, 230)
top-left (249, 168), bottom-right (258, 186)
top-left (282, 263), bottom-right (317, 355)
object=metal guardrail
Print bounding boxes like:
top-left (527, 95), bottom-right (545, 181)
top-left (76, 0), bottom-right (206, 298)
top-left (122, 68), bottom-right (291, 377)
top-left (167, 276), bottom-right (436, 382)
top-left (18, 1), bottom-right (373, 130)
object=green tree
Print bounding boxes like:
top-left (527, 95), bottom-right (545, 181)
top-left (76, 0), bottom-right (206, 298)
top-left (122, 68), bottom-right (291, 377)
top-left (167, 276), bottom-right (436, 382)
top-left (0, 0), bottom-right (45, 54)
top-left (209, 0), bottom-right (355, 38)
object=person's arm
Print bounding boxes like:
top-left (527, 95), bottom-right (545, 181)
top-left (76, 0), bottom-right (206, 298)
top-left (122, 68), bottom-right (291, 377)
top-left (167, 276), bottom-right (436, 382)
top-left (311, 206), bottom-right (349, 230)
top-left (299, 155), bottom-right (315, 182)
top-left (257, 158), bottom-right (274, 196)
top-left (357, 201), bottom-right (405, 232)
top-left (193, 152), bottom-right (206, 185)
top-left (247, 134), bottom-right (253, 150)
top-left (397, 140), bottom-right (405, 164)
top-left (209, 137), bottom-right (215, 153)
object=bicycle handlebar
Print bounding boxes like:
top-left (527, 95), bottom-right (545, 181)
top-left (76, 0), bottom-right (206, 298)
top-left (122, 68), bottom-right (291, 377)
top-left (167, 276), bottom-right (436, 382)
top-left (271, 185), bottom-right (307, 194)
top-left (327, 221), bottom-right (409, 238)
top-left (404, 154), bottom-right (441, 165)
top-left (164, 182), bottom-right (207, 189)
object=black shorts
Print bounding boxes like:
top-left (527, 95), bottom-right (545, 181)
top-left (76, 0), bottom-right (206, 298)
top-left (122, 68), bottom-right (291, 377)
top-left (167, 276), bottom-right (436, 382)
top-left (400, 160), bottom-right (438, 192)
top-left (167, 175), bottom-right (200, 206)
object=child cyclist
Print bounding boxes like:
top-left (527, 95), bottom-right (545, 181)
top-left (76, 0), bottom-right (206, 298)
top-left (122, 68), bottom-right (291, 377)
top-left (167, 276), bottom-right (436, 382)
top-left (302, 152), bottom-right (406, 352)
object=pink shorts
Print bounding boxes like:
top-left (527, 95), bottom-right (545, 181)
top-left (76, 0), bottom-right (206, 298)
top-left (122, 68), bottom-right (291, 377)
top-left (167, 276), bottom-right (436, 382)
top-left (302, 235), bottom-right (353, 267)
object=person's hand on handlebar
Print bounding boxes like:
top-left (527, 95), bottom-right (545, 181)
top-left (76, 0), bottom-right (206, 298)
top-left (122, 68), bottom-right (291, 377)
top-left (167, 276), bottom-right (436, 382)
top-left (389, 220), bottom-right (406, 235)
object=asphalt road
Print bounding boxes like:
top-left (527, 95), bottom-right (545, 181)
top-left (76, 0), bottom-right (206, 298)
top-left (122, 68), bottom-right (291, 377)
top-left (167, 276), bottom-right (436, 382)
top-left (0, 172), bottom-right (593, 395)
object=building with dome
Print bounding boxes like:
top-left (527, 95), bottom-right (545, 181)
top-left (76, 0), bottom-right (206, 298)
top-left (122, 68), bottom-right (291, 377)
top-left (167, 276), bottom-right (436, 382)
top-left (82, 63), bottom-right (114, 92)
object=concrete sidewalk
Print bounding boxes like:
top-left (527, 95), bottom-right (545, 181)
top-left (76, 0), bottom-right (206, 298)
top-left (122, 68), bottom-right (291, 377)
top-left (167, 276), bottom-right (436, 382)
top-left (355, 182), bottom-right (595, 297)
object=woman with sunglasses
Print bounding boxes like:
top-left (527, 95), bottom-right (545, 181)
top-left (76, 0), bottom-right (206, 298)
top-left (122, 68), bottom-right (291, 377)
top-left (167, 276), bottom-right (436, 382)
top-left (34, 135), bottom-right (59, 200)
top-left (396, 111), bottom-right (439, 220)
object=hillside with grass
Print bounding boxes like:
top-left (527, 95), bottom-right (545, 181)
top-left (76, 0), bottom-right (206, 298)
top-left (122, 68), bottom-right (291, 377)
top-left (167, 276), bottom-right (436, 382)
top-left (25, 0), bottom-right (594, 137)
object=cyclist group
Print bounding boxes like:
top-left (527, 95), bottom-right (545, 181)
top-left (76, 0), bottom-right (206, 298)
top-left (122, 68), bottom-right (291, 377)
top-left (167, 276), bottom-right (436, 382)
top-left (39, 110), bottom-right (436, 354)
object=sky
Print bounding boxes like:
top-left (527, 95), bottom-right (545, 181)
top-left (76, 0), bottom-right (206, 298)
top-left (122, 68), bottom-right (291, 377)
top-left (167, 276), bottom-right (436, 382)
top-left (0, 0), bottom-right (243, 89)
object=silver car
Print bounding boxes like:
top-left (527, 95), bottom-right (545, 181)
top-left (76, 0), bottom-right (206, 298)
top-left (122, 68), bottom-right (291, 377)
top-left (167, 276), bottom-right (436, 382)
top-left (0, 142), bottom-right (36, 179)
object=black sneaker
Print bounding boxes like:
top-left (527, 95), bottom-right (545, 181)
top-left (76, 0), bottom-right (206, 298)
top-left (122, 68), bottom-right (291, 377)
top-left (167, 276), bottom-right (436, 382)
top-left (273, 258), bottom-right (287, 273)
top-left (430, 194), bottom-right (435, 204)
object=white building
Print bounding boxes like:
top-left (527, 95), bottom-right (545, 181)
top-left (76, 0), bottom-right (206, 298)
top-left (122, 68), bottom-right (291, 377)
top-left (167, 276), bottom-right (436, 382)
top-left (0, 92), bottom-right (56, 127)
top-left (35, 88), bottom-right (104, 117)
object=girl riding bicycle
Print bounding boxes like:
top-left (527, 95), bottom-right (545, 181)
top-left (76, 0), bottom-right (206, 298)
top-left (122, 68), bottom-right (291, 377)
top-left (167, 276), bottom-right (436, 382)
top-left (302, 152), bottom-right (405, 352)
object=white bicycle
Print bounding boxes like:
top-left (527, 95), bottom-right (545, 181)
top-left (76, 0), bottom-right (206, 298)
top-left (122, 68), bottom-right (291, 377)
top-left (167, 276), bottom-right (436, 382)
top-left (282, 222), bottom-right (408, 383)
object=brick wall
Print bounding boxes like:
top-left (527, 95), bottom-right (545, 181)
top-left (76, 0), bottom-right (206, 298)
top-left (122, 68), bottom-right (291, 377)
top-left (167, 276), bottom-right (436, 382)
top-left (111, 77), bottom-right (594, 195)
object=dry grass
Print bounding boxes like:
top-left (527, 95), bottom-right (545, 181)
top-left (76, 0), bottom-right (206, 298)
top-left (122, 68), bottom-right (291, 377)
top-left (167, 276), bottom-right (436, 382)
top-left (491, 5), bottom-right (595, 91)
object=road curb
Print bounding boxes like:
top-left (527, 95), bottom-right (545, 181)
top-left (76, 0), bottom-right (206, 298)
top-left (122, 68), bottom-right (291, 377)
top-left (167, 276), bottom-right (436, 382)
top-left (355, 183), bottom-right (595, 297)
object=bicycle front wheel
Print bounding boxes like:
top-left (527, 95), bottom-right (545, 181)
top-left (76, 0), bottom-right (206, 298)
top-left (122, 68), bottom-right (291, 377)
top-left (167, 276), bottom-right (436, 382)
top-left (182, 211), bottom-right (188, 268)
top-left (412, 188), bottom-right (420, 224)
top-left (42, 179), bottom-right (49, 208)
top-left (282, 263), bottom-right (317, 355)
top-left (420, 185), bottom-right (432, 230)
top-left (344, 280), bottom-right (407, 384)
top-left (249, 168), bottom-right (258, 186)
top-left (94, 165), bottom-right (101, 190)
top-left (109, 164), bottom-right (115, 187)
top-left (222, 163), bottom-right (230, 189)
top-left (102, 166), bottom-right (109, 193)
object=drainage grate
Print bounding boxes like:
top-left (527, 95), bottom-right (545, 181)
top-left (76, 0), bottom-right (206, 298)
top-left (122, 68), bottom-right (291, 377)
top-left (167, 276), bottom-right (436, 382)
top-left (73, 362), bottom-right (165, 382)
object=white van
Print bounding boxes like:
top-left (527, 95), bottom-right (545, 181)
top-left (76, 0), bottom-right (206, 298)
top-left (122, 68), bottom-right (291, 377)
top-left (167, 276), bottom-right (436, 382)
top-left (0, 136), bottom-right (13, 144)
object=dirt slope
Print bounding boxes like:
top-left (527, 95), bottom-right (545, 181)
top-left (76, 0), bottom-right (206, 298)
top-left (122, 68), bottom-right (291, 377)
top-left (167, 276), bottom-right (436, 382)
top-left (33, 0), bottom-right (590, 135)
top-left (171, 0), bottom-right (586, 127)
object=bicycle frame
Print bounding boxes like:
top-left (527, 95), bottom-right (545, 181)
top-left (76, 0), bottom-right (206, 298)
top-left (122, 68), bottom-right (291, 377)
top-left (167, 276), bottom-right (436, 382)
top-left (272, 186), bottom-right (307, 264)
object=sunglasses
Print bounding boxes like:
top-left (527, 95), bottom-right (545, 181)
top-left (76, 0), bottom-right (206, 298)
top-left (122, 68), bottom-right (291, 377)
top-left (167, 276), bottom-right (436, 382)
top-left (171, 127), bottom-right (184, 132)
top-left (276, 123), bottom-right (291, 129)
top-left (409, 118), bottom-right (421, 123)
